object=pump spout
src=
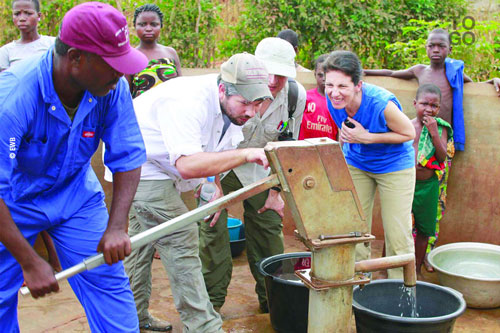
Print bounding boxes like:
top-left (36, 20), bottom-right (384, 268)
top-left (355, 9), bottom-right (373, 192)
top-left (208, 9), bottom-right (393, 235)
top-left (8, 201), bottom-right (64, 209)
top-left (355, 253), bottom-right (417, 287)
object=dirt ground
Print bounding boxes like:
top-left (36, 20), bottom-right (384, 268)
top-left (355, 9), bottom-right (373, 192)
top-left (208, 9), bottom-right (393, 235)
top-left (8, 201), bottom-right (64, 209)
top-left (17, 236), bottom-right (500, 332)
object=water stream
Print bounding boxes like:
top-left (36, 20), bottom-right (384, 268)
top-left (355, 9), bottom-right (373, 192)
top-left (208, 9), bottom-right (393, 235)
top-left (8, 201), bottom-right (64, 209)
top-left (399, 285), bottom-right (418, 318)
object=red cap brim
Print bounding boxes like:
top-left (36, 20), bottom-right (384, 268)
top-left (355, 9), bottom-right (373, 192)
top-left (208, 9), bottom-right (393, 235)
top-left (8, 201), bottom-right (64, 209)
top-left (102, 47), bottom-right (148, 75)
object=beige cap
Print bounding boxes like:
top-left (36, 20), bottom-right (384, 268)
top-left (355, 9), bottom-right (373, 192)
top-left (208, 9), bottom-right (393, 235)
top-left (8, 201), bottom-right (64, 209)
top-left (220, 53), bottom-right (273, 102)
top-left (255, 37), bottom-right (296, 78)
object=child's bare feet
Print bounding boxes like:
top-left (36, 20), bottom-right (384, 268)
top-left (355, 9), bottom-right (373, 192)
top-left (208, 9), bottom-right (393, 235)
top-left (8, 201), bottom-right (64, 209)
top-left (423, 254), bottom-right (434, 272)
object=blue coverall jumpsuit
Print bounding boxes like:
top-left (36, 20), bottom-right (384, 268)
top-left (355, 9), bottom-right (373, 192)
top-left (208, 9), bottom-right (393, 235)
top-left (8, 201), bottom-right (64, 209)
top-left (0, 49), bottom-right (146, 332)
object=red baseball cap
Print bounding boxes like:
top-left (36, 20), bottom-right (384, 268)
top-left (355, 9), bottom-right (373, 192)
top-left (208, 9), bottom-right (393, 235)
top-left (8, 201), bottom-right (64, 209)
top-left (59, 2), bottom-right (147, 75)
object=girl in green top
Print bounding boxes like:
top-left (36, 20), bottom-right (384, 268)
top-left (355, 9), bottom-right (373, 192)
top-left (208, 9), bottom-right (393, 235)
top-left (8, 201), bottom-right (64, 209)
top-left (131, 4), bottom-right (182, 98)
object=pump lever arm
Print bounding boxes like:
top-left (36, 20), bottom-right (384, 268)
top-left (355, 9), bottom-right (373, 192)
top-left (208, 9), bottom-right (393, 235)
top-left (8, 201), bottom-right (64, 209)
top-left (20, 174), bottom-right (280, 296)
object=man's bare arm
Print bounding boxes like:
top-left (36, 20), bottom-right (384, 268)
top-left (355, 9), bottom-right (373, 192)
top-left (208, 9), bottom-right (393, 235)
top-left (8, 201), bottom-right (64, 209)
top-left (97, 167), bottom-right (141, 265)
top-left (0, 199), bottom-right (59, 298)
top-left (175, 148), bottom-right (268, 180)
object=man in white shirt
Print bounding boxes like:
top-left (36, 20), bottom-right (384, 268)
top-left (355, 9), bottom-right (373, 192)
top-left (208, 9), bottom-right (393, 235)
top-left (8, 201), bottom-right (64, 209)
top-left (121, 52), bottom-right (272, 333)
top-left (199, 37), bottom-right (306, 314)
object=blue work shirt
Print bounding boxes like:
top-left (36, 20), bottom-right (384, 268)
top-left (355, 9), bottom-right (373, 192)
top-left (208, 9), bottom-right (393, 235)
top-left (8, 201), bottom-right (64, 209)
top-left (0, 48), bottom-right (146, 223)
top-left (327, 83), bottom-right (414, 174)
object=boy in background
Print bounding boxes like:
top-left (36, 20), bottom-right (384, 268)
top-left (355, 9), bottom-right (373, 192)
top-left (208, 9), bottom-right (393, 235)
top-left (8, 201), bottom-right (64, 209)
top-left (0, 0), bottom-right (55, 72)
top-left (365, 28), bottom-right (499, 132)
top-left (410, 84), bottom-right (452, 277)
top-left (299, 54), bottom-right (338, 140)
top-left (277, 28), bottom-right (311, 72)
top-left (364, 28), bottom-right (499, 269)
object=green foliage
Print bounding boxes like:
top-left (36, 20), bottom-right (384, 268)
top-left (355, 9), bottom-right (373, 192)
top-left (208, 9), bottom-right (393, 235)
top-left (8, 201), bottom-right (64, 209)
top-left (38, 0), bottom-right (81, 37)
top-left (219, 0), bottom-right (468, 70)
top-left (385, 16), bottom-right (500, 80)
top-left (138, 0), bottom-right (221, 67)
top-left (2, 0), bottom-right (496, 80)
top-left (0, 0), bottom-right (221, 68)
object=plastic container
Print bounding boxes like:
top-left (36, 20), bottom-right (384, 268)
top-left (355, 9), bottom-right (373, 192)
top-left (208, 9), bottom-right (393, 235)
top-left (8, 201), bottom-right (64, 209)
top-left (230, 239), bottom-right (246, 257)
top-left (227, 217), bottom-right (243, 241)
top-left (427, 242), bottom-right (500, 308)
top-left (230, 222), bottom-right (245, 257)
top-left (198, 176), bottom-right (216, 207)
top-left (258, 252), bottom-right (311, 333)
top-left (352, 279), bottom-right (466, 333)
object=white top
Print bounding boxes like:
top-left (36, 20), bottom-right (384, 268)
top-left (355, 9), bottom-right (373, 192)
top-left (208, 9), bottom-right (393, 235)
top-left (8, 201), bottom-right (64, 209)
top-left (0, 35), bottom-right (55, 71)
top-left (232, 80), bottom-right (306, 186)
top-left (106, 74), bottom-right (244, 192)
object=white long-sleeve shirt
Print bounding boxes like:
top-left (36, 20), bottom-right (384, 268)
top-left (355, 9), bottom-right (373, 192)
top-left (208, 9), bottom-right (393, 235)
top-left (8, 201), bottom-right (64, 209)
top-left (106, 74), bottom-right (244, 192)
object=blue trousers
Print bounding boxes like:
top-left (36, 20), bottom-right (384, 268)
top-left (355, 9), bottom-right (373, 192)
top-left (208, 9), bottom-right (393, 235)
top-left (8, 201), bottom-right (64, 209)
top-left (0, 193), bottom-right (139, 332)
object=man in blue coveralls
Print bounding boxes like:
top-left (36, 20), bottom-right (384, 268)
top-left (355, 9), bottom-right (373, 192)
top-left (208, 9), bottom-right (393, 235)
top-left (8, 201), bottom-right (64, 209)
top-left (0, 2), bottom-right (148, 332)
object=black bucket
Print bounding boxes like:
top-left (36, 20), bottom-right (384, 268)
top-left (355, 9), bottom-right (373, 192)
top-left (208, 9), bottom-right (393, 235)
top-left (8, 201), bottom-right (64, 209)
top-left (258, 252), bottom-right (311, 333)
top-left (353, 279), bottom-right (466, 333)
